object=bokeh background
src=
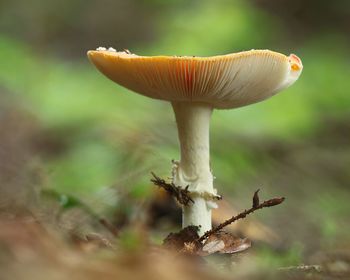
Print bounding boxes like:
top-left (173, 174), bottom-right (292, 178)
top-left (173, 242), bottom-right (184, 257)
top-left (0, 0), bottom-right (349, 272)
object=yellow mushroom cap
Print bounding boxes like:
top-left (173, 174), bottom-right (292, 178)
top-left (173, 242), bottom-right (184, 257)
top-left (87, 49), bottom-right (303, 109)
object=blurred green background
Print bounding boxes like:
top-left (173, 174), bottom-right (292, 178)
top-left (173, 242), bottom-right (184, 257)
top-left (0, 0), bottom-right (349, 267)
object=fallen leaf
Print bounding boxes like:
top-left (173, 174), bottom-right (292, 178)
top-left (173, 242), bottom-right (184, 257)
top-left (202, 240), bottom-right (225, 254)
top-left (202, 231), bottom-right (251, 255)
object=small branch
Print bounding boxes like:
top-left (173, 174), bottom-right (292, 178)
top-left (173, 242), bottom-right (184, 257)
top-left (150, 172), bottom-right (194, 206)
top-left (99, 218), bottom-right (119, 237)
top-left (252, 189), bottom-right (260, 208)
top-left (197, 190), bottom-right (285, 243)
top-left (278, 264), bottom-right (323, 273)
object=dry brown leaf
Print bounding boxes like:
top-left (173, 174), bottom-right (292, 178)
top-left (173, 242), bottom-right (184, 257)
top-left (202, 239), bottom-right (225, 254)
top-left (202, 231), bottom-right (251, 255)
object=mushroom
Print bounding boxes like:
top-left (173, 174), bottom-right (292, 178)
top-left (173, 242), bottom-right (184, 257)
top-left (87, 49), bottom-right (303, 235)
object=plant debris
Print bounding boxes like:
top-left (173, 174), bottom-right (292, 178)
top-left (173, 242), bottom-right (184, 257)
top-left (197, 190), bottom-right (285, 243)
top-left (75, 233), bottom-right (115, 252)
top-left (99, 218), bottom-right (119, 237)
top-left (151, 172), bottom-right (194, 206)
top-left (201, 231), bottom-right (251, 255)
top-left (252, 189), bottom-right (260, 208)
top-left (163, 225), bottom-right (201, 252)
top-left (162, 190), bottom-right (284, 256)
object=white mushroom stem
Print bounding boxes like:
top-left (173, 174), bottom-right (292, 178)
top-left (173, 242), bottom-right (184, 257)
top-left (171, 101), bottom-right (217, 235)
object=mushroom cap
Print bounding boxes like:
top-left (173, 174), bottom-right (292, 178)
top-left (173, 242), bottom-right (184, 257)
top-left (87, 49), bottom-right (302, 109)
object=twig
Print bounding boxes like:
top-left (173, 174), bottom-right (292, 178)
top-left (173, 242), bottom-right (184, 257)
top-left (99, 218), bottom-right (119, 237)
top-left (150, 172), bottom-right (194, 206)
top-left (278, 264), bottom-right (323, 273)
top-left (252, 189), bottom-right (260, 208)
top-left (197, 190), bottom-right (285, 243)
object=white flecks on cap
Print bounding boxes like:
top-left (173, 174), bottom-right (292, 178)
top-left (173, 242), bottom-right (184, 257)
top-left (87, 49), bottom-right (303, 109)
top-left (108, 47), bottom-right (117, 52)
top-left (96, 47), bottom-right (107, 51)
